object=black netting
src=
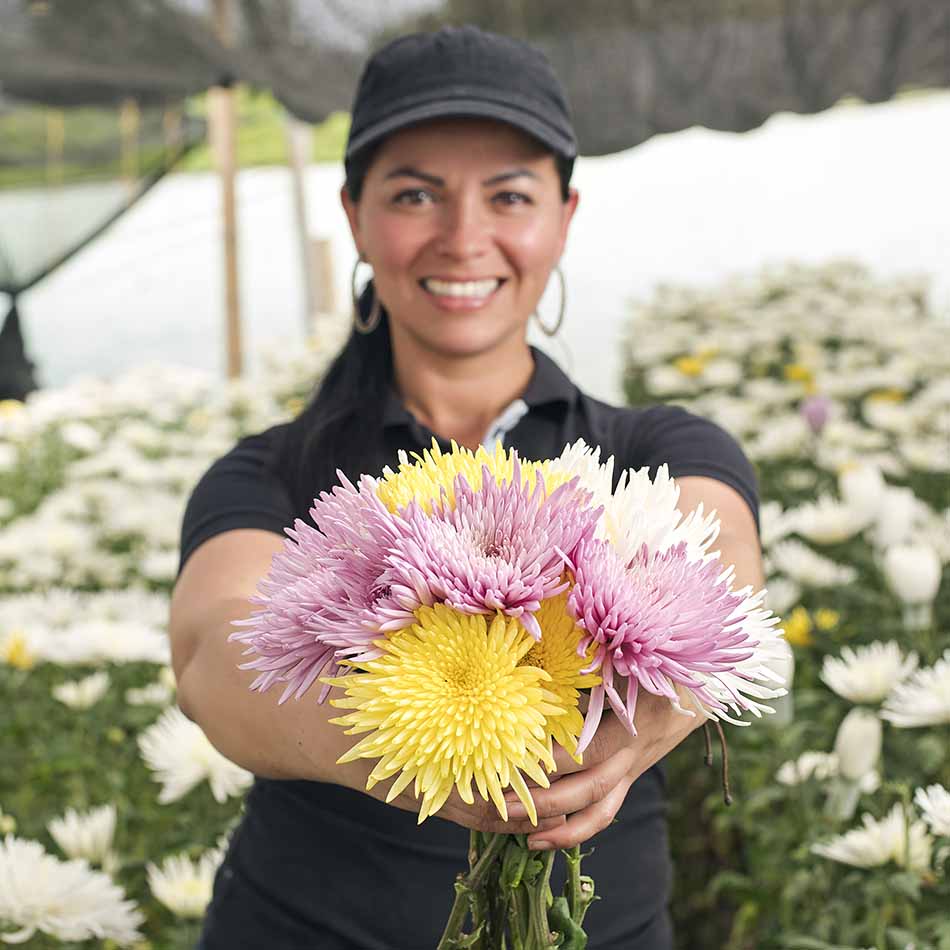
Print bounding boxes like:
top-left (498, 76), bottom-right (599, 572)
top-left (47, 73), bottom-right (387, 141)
top-left (0, 0), bottom-right (948, 398)
top-left (0, 94), bottom-right (204, 294)
top-left (2, 0), bottom-right (947, 151)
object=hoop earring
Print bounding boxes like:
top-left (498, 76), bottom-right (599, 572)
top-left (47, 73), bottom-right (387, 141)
top-left (533, 265), bottom-right (566, 337)
top-left (351, 255), bottom-right (382, 334)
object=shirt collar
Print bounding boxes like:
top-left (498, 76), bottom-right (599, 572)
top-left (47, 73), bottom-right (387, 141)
top-left (382, 346), bottom-right (576, 430)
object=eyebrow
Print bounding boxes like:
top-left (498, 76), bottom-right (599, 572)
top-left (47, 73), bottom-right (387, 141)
top-left (382, 166), bottom-right (539, 186)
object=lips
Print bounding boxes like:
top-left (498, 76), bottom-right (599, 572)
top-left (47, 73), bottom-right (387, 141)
top-left (420, 277), bottom-right (503, 299)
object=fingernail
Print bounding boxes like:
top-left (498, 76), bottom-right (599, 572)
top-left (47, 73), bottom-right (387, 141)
top-left (528, 839), bottom-right (552, 851)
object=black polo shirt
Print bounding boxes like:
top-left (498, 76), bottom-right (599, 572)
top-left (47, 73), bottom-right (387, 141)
top-left (182, 348), bottom-right (758, 950)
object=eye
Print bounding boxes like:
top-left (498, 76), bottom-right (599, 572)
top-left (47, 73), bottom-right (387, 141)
top-left (492, 191), bottom-right (533, 207)
top-left (392, 188), bottom-right (436, 206)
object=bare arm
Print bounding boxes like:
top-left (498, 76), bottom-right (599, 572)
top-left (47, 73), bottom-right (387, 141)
top-left (170, 529), bottom-right (360, 783)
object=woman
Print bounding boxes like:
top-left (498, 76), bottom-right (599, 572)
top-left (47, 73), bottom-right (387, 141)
top-left (171, 25), bottom-right (764, 949)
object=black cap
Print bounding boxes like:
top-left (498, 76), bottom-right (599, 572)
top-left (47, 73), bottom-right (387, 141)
top-left (345, 26), bottom-right (577, 165)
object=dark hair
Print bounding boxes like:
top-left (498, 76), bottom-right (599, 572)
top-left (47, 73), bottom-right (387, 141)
top-left (275, 289), bottom-right (395, 513)
top-left (277, 136), bottom-right (574, 510)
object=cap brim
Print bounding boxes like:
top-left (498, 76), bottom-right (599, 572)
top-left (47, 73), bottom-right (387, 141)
top-left (345, 98), bottom-right (577, 161)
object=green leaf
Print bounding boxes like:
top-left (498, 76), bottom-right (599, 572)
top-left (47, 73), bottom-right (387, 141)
top-left (888, 871), bottom-right (922, 902)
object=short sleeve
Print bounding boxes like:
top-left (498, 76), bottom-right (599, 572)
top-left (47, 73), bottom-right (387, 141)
top-left (178, 425), bottom-right (295, 574)
top-left (631, 405), bottom-right (760, 530)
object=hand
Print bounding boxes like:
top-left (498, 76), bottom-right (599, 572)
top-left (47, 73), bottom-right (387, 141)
top-left (338, 754), bottom-right (569, 838)
top-left (502, 691), bottom-right (706, 850)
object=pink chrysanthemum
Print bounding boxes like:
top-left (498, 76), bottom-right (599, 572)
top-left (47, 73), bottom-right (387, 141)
top-left (230, 473), bottom-right (416, 703)
top-left (568, 538), bottom-right (784, 753)
top-left (381, 461), bottom-right (601, 639)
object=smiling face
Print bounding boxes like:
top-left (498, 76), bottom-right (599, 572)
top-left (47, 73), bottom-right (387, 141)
top-left (341, 118), bottom-right (578, 362)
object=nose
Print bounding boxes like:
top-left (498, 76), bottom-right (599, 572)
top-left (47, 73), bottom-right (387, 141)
top-left (434, 193), bottom-right (490, 261)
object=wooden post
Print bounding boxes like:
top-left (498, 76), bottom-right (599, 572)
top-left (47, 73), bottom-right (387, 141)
top-left (285, 115), bottom-right (318, 336)
top-left (162, 106), bottom-right (183, 157)
top-left (210, 0), bottom-right (242, 378)
top-left (119, 98), bottom-right (140, 198)
top-left (310, 238), bottom-right (338, 316)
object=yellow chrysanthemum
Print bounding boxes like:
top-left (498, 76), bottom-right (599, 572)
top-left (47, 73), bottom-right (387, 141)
top-left (1, 629), bottom-right (36, 670)
top-left (520, 593), bottom-right (600, 762)
top-left (814, 608), bottom-right (840, 631)
top-left (866, 388), bottom-right (907, 403)
top-left (326, 605), bottom-right (565, 824)
top-left (782, 606), bottom-right (814, 648)
top-left (376, 439), bottom-right (569, 514)
top-left (782, 363), bottom-right (814, 384)
top-left (672, 355), bottom-right (705, 377)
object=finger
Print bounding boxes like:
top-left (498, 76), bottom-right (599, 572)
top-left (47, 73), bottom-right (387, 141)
top-left (526, 778), bottom-right (632, 851)
top-left (504, 750), bottom-right (633, 821)
top-left (549, 712), bottom-right (635, 778)
top-left (475, 814), bottom-right (567, 836)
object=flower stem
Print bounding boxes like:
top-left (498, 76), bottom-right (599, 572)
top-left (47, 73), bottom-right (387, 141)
top-left (529, 849), bottom-right (556, 946)
top-left (437, 832), bottom-right (508, 950)
top-left (508, 886), bottom-right (528, 950)
top-left (565, 844), bottom-right (582, 920)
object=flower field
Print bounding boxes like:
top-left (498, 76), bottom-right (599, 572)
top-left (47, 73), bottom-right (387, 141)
top-left (1, 262), bottom-right (948, 948)
top-left (624, 261), bottom-right (950, 949)
top-left (0, 327), bottom-right (346, 948)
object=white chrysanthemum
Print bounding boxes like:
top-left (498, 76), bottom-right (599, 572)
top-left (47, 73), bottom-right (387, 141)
top-left (768, 539), bottom-right (858, 587)
top-left (0, 835), bottom-right (143, 945)
top-left (549, 442), bottom-right (720, 562)
top-left (138, 707), bottom-right (253, 804)
top-left (0, 807), bottom-right (15, 835)
top-left (547, 440), bottom-right (615, 516)
top-left (833, 709), bottom-right (881, 782)
top-left (126, 680), bottom-right (175, 707)
top-left (746, 414), bottom-right (811, 460)
top-left (43, 620), bottom-right (170, 666)
top-left (51, 672), bottom-right (110, 710)
top-left (59, 421), bottom-right (102, 453)
top-left (914, 785), bottom-right (950, 837)
top-left (899, 435), bottom-right (950, 473)
top-left (872, 486), bottom-right (924, 549)
top-left (838, 463), bottom-right (886, 518)
top-left (759, 501), bottom-right (799, 548)
top-left (821, 642), bottom-right (918, 703)
top-left (921, 508), bottom-right (950, 564)
top-left (699, 358), bottom-right (743, 388)
top-left (139, 548), bottom-right (179, 583)
top-left (776, 751), bottom-right (839, 786)
top-left (881, 651), bottom-right (950, 727)
top-left (763, 576), bottom-right (801, 615)
top-left (147, 848), bottom-right (223, 918)
top-left (812, 804), bottom-right (933, 872)
top-left (645, 364), bottom-right (696, 396)
top-left (790, 495), bottom-right (870, 545)
top-left (882, 544), bottom-right (943, 605)
top-left (48, 804), bottom-right (116, 866)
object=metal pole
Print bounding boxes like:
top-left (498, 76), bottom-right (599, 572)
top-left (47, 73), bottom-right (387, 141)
top-left (210, 0), bottom-right (242, 377)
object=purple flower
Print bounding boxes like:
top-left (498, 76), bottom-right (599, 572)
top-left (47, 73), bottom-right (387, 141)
top-left (800, 395), bottom-right (832, 435)
top-left (230, 473), bottom-right (416, 703)
top-left (382, 460), bottom-right (601, 639)
top-left (567, 539), bottom-right (764, 753)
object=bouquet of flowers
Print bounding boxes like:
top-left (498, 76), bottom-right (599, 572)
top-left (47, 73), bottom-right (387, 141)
top-left (232, 440), bottom-right (786, 948)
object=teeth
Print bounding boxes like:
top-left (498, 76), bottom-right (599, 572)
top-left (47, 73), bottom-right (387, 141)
top-left (423, 278), bottom-right (500, 298)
